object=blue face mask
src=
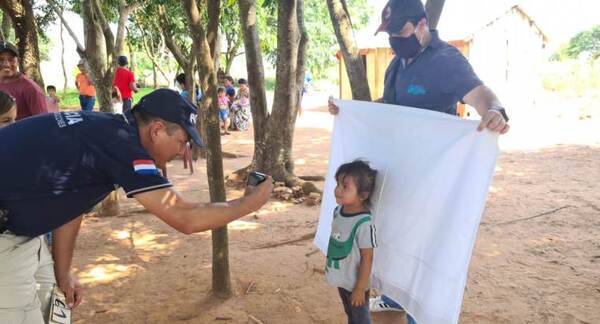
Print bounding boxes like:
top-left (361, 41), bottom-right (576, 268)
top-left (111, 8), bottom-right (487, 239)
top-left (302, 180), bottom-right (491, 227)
top-left (389, 33), bottom-right (422, 59)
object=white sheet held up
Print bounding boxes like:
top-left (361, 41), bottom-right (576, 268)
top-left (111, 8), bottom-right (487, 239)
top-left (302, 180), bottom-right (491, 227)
top-left (314, 100), bottom-right (499, 324)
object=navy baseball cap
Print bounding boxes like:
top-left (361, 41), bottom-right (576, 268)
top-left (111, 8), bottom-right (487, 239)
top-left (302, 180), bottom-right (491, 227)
top-left (375, 0), bottom-right (426, 35)
top-left (0, 41), bottom-right (18, 57)
top-left (118, 55), bottom-right (128, 66)
top-left (133, 89), bottom-right (203, 147)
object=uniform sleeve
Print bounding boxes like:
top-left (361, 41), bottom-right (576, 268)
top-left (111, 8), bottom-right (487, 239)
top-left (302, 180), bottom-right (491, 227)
top-left (444, 50), bottom-right (483, 101)
top-left (356, 218), bottom-right (377, 249)
top-left (94, 122), bottom-right (172, 197)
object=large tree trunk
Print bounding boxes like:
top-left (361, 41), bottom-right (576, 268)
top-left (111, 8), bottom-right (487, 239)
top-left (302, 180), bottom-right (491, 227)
top-left (256, 0), bottom-right (300, 184)
top-left (327, 0), bottom-right (371, 101)
top-left (1, 11), bottom-right (12, 41)
top-left (0, 0), bottom-right (45, 89)
top-left (239, 0), bottom-right (269, 172)
top-left (82, 0), bottom-right (132, 217)
top-left (47, 0), bottom-right (85, 57)
top-left (182, 0), bottom-right (232, 299)
top-left (425, 0), bottom-right (446, 30)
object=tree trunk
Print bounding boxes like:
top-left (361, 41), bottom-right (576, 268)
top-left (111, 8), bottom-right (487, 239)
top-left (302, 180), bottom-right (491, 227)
top-left (425, 0), bottom-right (446, 30)
top-left (1, 11), bottom-right (11, 41)
top-left (327, 0), bottom-right (371, 101)
top-left (60, 8), bottom-right (67, 95)
top-left (255, 0), bottom-right (299, 183)
top-left (239, 0), bottom-right (269, 171)
top-left (182, 0), bottom-right (232, 299)
top-left (47, 0), bottom-right (85, 57)
top-left (0, 0), bottom-right (45, 89)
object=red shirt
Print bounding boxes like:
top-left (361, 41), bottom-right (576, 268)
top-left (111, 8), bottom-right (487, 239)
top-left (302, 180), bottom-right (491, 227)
top-left (113, 67), bottom-right (135, 100)
top-left (0, 74), bottom-right (48, 120)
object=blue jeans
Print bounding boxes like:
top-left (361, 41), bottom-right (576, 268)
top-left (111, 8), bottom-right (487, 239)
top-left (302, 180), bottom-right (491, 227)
top-left (381, 295), bottom-right (416, 324)
top-left (79, 95), bottom-right (95, 111)
top-left (339, 288), bottom-right (371, 324)
top-left (122, 98), bottom-right (132, 112)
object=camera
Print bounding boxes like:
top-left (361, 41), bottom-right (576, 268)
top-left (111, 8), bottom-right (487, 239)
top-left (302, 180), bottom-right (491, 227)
top-left (247, 171), bottom-right (268, 186)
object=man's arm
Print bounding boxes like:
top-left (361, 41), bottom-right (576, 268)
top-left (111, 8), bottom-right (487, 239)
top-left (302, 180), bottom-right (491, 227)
top-left (133, 178), bottom-right (273, 234)
top-left (52, 215), bottom-right (84, 309)
top-left (27, 84), bottom-right (48, 115)
top-left (463, 85), bottom-right (510, 134)
top-left (129, 72), bottom-right (139, 93)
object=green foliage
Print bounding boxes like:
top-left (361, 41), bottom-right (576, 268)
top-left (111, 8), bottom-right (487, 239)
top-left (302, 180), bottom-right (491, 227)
top-left (541, 59), bottom-right (600, 96)
top-left (554, 25), bottom-right (600, 60)
top-left (257, 0), bottom-right (372, 79)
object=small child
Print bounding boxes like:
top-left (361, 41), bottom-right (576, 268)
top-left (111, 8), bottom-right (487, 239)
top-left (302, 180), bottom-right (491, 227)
top-left (45, 85), bottom-right (60, 113)
top-left (217, 86), bottom-right (230, 135)
top-left (0, 90), bottom-right (16, 128)
top-left (111, 87), bottom-right (123, 114)
top-left (326, 160), bottom-right (378, 324)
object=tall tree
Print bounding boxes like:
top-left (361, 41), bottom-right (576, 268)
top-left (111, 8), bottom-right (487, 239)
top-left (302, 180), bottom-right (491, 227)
top-left (81, 0), bottom-right (137, 217)
top-left (0, 0), bottom-right (45, 88)
top-left (219, 0), bottom-right (243, 75)
top-left (237, 0), bottom-right (315, 193)
top-left (181, 0), bottom-right (232, 298)
top-left (327, 0), bottom-right (370, 101)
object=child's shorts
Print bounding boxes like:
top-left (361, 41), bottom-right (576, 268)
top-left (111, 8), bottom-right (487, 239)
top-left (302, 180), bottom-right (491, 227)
top-left (219, 108), bottom-right (229, 121)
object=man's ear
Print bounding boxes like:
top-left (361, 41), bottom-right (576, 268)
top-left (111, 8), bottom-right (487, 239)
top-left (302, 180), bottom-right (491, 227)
top-left (149, 120), bottom-right (165, 142)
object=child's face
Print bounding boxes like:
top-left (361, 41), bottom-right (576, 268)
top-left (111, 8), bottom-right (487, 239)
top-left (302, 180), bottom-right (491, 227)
top-left (0, 105), bottom-right (17, 128)
top-left (218, 91), bottom-right (225, 97)
top-left (239, 84), bottom-right (248, 91)
top-left (48, 89), bottom-right (56, 97)
top-left (334, 175), bottom-right (366, 208)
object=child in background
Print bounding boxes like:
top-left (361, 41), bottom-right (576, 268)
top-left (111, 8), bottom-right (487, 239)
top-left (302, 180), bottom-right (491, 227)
top-left (111, 87), bottom-right (123, 114)
top-left (45, 85), bottom-right (60, 113)
top-left (0, 90), bottom-right (16, 128)
top-left (326, 160), bottom-right (378, 324)
top-left (230, 78), bottom-right (251, 131)
top-left (218, 86), bottom-right (231, 135)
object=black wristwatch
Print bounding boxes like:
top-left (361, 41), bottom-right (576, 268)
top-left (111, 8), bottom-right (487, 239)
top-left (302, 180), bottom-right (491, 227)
top-left (489, 105), bottom-right (509, 122)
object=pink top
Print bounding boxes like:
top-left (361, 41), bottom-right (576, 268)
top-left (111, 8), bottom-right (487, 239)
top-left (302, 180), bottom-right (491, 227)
top-left (0, 74), bottom-right (48, 120)
top-left (45, 96), bottom-right (59, 113)
top-left (218, 96), bottom-right (229, 109)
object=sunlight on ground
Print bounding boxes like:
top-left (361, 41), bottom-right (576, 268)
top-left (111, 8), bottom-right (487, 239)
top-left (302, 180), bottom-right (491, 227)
top-left (255, 201), bottom-right (294, 217)
top-left (228, 219), bottom-right (264, 231)
top-left (295, 158), bottom-right (306, 165)
top-left (79, 263), bottom-right (143, 285)
top-left (95, 254), bottom-right (121, 262)
top-left (481, 250), bottom-right (503, 257)
top-left (111, 227), bottom-right (181, 255)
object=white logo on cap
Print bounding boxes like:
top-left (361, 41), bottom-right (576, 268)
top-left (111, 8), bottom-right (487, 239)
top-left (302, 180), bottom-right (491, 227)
top-left (384, 5), bottom-right (391, 20)
top-left (190, 113), bottom-right (197, 125)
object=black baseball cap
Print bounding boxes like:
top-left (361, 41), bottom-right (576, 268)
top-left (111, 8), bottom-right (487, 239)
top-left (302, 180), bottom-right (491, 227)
top-left (375, 0), bottom-right (426, 35)
top-left (133, 89), bottom-right (203, 147)
top-left (0, 41), bottom-right (18, 57)
top-left (118, 55), bottom-right (128, 66)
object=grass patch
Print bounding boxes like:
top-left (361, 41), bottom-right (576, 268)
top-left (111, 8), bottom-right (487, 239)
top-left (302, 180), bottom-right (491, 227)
top-left (57, 87), bottom-right (156, 110)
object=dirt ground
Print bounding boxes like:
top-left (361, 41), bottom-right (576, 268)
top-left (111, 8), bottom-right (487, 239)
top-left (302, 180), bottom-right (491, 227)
top-left (71, 92), bottom-right (600, 324)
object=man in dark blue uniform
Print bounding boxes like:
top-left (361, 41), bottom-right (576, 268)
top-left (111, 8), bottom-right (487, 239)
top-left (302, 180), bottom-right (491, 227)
top-left (0, 89), bottom-right (273, 323)
top-left (329, 0), bottom-right (510, 322)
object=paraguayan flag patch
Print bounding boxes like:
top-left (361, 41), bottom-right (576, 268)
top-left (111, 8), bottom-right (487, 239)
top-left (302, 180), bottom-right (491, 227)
top-left (133, 160), bottom-right (159, 175)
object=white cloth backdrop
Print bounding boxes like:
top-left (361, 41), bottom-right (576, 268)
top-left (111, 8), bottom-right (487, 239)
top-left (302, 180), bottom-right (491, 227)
top-left (314, 100), bottom-right (499, 324)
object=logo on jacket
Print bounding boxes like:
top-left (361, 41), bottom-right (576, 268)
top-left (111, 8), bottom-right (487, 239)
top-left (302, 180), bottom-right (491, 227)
top-left (133, 159), bottom-right (159, 175)
top-left (407, 84), bottom-right (426, 96)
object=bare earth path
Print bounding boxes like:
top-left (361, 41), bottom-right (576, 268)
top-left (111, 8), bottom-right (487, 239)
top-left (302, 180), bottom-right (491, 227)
top-left (72, 92), bottom-right (600, 323)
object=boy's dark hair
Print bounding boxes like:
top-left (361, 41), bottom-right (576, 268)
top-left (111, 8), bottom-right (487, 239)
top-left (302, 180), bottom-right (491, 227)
top-left (46, 85), bottom-right (56, 92)
top-left (238, 78), bottom-right (247, 85)
top-left (0, 90), bottom-right (15, 115)
top-left (335, 159), bottom-right (377, 207)
top-left (175, 73), bottom-right (186, 86)
top-left (225, 76), bottom-right (234, 83)
top-left (217, 86), bottom-right (226, 93)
